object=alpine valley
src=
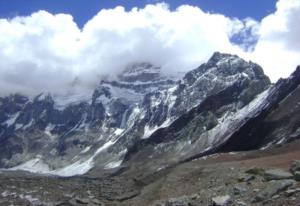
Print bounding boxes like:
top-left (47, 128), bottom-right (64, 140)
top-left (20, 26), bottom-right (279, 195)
top-left (0, 52), bottom-right (300, 206)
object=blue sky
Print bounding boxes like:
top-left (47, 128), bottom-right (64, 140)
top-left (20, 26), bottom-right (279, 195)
top-left (0, 0), bottom-right (276, 28)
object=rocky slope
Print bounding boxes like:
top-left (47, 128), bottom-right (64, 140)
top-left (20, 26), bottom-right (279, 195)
top-left (0, 52), bottom-right (270, 176)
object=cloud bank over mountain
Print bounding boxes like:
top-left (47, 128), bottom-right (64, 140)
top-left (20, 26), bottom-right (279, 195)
top-left (0, 0), bottom-right (299, 96)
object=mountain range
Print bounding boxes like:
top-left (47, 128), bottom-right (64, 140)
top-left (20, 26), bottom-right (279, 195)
top-left (0, 52), bottom-right (298, 174)
top-left (0, 52), bottom-right (300, 205)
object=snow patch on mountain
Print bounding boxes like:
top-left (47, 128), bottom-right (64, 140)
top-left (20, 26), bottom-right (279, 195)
top-left (3, 112), bottom-right (20, 127)
top-left (205, 88), bottom-right (271, 148)
top-left (8, 157), bottom-right (50, 174)
top-left (104, 160), bottom-right (122, 169)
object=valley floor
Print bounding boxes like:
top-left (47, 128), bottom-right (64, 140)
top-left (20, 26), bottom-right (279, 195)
top-left (1, 140), bottom-right (300, 206)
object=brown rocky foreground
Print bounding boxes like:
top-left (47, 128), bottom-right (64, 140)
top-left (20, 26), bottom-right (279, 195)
top-left (1, 139), bottom-right (300, 206)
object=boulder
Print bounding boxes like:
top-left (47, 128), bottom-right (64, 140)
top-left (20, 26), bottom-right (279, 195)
top-left (66, 197), bottom-right (104, 206)
top-left (68, 199), bottom-right (78, 205)
top-left (245, 167), bottom-right (264, 175)
top-left (190, 193), bottom-right (200, 200)
top-left (252, 179), bottom-right (295, 202)
top-left (211, 195), bottom-right (231, 206)
top-left (294, 171), bottom-right (300, 181)
top-left (233, 186), bottom-right (247, 195)
top-left (290, 160), bottom-right (300, 174)
top-left (253, 189), bottom-right (260, 193)
top-left (165, 196), bottom-right (189, 206)
top-left (75, 197), bottom-right (90, 204)
top-left (238, 174), bottom-right (255, 182)
top-left (236, 201), bottom-right (247, 206)
top-left (264, 169), bottom-right (293, 181)
top-left (285, 189), bottom-right (298, 197)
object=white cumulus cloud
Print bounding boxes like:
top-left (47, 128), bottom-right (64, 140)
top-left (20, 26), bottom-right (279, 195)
top-left (248, 0), bottom-right (300, 81)
top-left (0, 1), bottom-right (299, 96)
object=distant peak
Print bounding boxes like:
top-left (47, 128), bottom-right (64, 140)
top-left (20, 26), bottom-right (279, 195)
top-left (123, 62), bottom-right (160, 75)
top-left (118, 62), bottom-right (162, 83)
top-left (209, 52), bottom-right (239, 62)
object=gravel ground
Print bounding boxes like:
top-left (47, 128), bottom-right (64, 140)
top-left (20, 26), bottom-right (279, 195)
top-left (1, 140), bottom-right (300, 205)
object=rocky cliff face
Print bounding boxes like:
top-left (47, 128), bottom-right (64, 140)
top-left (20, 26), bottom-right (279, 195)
top-left (124, 66), bottom-right (300, 174)
top-left (218, 66), bottom-right (300, 151)
top-left (0, 52), bottom-right (275, 176)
